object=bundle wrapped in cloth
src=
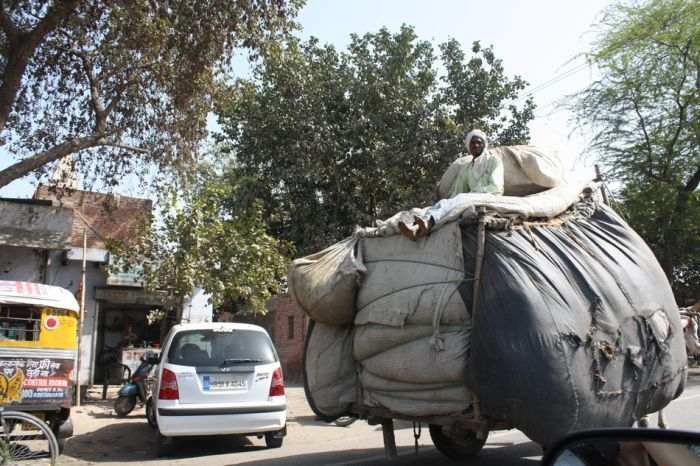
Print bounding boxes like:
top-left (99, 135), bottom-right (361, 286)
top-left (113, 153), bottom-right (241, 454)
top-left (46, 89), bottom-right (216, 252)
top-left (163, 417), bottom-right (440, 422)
top-left (290, 147), bottom-right (686, 447)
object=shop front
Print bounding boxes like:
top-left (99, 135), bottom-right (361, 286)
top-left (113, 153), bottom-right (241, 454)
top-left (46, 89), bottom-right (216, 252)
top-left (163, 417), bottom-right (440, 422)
top-left (93, 288), bottom-right (170, 384)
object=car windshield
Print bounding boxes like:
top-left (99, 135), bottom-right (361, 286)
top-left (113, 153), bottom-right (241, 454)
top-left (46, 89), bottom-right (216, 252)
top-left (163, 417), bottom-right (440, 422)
top-left (167, 329), bottom-right (277, 367)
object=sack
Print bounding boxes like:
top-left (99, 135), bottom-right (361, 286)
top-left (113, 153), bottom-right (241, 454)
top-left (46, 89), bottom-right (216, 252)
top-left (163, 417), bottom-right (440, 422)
top-left (303, 321), bottom-right (357, 417)
top-left (288, 237), bottom-right (365, 325)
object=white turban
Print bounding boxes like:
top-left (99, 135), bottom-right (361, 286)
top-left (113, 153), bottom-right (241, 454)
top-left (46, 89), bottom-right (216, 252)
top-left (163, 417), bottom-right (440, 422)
top-left (464, 129), bottom-right (488, 156)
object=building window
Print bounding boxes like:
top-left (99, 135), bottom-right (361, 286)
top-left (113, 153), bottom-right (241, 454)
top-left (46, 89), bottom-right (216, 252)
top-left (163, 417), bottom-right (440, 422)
top-left (287, 316), bottom-right (295, 340)
top-left (0, 305), bottom-right (42, 341)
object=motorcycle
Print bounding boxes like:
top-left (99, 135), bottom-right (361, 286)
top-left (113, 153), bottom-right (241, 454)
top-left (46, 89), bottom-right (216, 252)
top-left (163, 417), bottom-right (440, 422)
top-left (114, 351), bottom-right (159, 417)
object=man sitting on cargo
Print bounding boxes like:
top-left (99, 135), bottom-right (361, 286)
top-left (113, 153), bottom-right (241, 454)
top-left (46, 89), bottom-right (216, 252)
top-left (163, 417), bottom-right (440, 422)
top-left (398, 129), bottom-right (504, 240)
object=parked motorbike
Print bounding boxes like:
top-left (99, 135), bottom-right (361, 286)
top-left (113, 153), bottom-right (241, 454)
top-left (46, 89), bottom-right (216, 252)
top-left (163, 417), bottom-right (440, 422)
top-left (114, 351), bottom-right (160, 417)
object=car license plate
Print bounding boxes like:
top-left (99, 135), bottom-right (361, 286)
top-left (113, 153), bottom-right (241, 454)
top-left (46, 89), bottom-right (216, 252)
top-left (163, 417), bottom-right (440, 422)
top-left (202, 375), bottom-right (247, 391)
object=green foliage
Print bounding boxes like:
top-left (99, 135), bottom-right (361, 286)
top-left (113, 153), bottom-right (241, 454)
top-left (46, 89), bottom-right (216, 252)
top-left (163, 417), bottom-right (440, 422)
top-left (216, 26), bottom-right (534, 255)
top-left (572, 0), bottom-right (700, 296)
top-left (0, 0), bottom-right (303, 189)
top-left (111, 164), bottom-right (291, 316)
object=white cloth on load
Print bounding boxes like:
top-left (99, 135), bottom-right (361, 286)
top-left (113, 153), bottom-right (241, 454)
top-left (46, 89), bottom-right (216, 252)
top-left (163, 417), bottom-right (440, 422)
top-left (288, 237), bottom-right (365, 325)
top-left (438, 145), bottom-right (565, 199)
top-left (357, 177), bottom-right (594, 238)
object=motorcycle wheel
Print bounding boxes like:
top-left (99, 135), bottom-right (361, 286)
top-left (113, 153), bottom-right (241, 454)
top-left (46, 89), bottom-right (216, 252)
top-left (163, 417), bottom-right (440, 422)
top-left (146, 397), bottom-right (157, 428)
top-left (114, 395), bottom-right (137, 417)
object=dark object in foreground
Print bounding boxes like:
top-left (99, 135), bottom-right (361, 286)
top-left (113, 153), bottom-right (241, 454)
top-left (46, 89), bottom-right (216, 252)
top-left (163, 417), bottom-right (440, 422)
top-left (542, 428), bottom-right (700, 466)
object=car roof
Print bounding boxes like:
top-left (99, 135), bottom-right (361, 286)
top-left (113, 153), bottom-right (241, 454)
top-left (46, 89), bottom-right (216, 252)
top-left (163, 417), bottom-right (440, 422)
top-left (170, 322), bottom-right (269, 334)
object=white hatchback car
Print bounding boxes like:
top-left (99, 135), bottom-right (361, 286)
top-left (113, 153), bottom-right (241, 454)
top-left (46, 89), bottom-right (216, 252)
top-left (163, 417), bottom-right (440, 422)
top-left (152, 322), bottom-right (287, 455)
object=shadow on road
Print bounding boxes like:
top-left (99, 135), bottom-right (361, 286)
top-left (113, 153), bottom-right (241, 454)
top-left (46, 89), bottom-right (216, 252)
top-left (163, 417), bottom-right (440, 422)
top-left (64, 423), bottom-right (271, 462)
top-left (230, 441), bottom-right (541, 466)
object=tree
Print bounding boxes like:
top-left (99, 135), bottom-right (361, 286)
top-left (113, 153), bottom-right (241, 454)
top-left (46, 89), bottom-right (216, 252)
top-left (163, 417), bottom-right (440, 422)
top-left (111, 162), bottom-right (291, 316)
top-left (0, 0), bottom-right (303, 189)
top-left (216, 26), bottom-right (534, 255)
top-left (571, 0), bottom-right (700, 297)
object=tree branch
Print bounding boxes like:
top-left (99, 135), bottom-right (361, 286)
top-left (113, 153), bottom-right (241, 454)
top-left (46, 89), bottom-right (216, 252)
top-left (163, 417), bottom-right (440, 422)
top-left (104, 142), bottom-right (150, 154)
top-left (662, 42), bottom-right (691, 179)
top-left (0, 1), bottom-right (18, 40)
top-left (684, 165), bottom-right (700, 193)
top-left (0, 0), bottom-right (79, 134)
top-left (0, 134), bottom-right (104, 189)
top-left (630, 94), bottom-right (654, 179)
top-left (57, 46), bottom-right (107, 132)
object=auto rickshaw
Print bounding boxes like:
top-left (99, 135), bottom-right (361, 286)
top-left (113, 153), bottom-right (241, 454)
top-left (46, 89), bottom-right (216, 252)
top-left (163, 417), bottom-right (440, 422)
top-left (0, 280), bottom-right (80, 442)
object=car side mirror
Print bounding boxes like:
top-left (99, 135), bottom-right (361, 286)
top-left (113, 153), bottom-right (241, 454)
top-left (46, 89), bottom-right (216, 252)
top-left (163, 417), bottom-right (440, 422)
top-left (542, 428), bottom-right (700, 466)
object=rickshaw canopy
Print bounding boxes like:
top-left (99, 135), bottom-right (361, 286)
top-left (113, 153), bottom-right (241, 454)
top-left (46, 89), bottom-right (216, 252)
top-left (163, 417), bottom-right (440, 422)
top-left (0, 281), bottom-right (80, 313)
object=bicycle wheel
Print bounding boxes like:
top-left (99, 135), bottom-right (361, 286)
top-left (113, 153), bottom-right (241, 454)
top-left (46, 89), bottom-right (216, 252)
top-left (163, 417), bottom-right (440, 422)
top-left (0, 410), bottom-right (59, 465)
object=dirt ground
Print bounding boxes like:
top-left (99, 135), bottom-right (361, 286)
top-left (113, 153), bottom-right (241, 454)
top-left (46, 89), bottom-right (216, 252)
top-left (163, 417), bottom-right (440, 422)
top-left (60, 384), bottom-right (364, 465)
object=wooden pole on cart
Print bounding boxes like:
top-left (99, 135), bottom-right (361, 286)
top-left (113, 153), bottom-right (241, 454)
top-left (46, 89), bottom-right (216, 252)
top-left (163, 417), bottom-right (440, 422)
top-left (594, 164), bottom-right (610, 206)
top-left (76, 229), bottom-right (87, 407)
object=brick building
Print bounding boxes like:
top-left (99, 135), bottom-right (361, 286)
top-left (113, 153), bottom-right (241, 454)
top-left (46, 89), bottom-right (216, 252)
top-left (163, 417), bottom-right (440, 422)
top-left (230, 295), bottom-right (308, 382)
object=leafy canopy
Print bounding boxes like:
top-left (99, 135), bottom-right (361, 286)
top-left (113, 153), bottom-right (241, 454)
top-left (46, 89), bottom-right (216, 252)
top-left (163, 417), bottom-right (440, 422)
top-left (111, 163), bottom-right (291, 316)
top-left (216, 26), bottom-right (534, 255)
top-left (0, 0), bottom-right (303, 189)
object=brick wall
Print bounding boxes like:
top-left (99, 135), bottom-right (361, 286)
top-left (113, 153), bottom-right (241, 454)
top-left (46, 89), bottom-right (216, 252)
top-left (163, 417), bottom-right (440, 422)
top-left (232, 295), bottom-right (307, 383)
top-left (33, 185), bottom-right (151, 249)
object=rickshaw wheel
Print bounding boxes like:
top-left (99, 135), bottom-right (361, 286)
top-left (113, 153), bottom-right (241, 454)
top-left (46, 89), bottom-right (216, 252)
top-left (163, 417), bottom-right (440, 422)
top-left (429, 424), bottom-right (488, 460)
top-left (0, 410), bottom-right (59, 465)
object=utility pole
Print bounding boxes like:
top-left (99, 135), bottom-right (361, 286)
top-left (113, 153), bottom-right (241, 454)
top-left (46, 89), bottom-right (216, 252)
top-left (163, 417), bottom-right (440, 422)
top-left (76, 229), bottom-right (87, 406)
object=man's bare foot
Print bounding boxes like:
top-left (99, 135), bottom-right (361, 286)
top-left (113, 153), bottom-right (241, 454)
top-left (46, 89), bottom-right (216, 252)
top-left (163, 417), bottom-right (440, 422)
top-left (398, 221), bottom-right (417, 241)
top-left (414, 216), bottom-right (431, 237)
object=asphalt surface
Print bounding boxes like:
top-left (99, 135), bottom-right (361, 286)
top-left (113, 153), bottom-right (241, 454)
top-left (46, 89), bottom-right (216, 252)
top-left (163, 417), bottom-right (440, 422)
top-left (60, 372), bottom-right (700, 465)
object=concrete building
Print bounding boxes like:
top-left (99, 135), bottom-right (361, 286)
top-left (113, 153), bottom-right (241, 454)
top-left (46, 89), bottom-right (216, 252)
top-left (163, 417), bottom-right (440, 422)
top-left (0, 186), bottom-right (166, 386)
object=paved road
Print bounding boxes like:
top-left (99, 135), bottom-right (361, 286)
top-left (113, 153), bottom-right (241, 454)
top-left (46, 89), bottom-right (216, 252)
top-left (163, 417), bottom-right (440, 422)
top-left (61, 374), bottom-right (700, 465)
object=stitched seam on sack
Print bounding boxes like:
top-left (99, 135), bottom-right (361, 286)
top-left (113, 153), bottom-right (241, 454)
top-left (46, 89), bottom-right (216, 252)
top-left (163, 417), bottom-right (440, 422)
top-left (357, 279), bottom-right (468, 313)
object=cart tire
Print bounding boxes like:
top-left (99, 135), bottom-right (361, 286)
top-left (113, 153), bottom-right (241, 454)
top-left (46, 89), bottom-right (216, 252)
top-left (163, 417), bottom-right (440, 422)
top-left (333, 416), bottom-right (358, 427)
top-left (114, 396), bottom-right (136, 417)
top-left (429, 424), bottom-right (487, 460)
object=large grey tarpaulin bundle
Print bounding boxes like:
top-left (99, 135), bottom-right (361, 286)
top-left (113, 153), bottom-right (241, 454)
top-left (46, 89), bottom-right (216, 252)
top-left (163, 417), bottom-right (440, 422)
top-left (291, 152), bottom-right (686, 446)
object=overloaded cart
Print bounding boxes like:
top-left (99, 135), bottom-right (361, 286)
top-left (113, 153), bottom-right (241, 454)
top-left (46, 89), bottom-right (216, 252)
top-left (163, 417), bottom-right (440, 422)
top-left (289, 146), bottom-right (687, 460)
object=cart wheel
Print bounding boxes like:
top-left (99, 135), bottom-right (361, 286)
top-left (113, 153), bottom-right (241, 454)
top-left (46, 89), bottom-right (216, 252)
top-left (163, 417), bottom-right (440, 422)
top-left (333, 415), bottom-right (358, 427)
top-left (429, 424), bottom-right (487, 460)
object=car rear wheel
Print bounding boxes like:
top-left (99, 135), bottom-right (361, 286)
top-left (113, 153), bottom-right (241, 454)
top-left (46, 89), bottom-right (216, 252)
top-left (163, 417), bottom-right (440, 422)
top-left (264, 431), bottom-right (284, 449)
top-left (156, 433), bottom-right (172, 457)
top-left (145, 397), bottom-right (157, 429)
top-left (429, 424), bottom-right (487, 460)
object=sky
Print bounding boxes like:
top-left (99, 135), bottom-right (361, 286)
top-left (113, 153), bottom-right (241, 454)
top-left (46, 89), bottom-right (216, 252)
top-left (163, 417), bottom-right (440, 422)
top-left (0, 0), bottom-right (612, 199)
